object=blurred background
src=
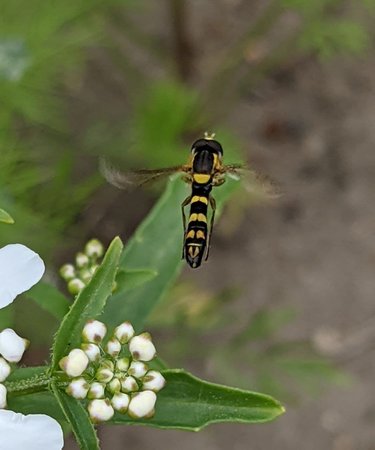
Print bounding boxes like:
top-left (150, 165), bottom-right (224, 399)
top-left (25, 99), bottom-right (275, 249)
top-left (1, 0), bottom-right (375, 449)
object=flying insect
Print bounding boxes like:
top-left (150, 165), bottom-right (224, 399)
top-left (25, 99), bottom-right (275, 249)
top-left (101, 133), bottom-right (274, 269)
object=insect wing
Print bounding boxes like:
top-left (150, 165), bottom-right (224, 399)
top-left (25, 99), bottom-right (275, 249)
top-left (222, 164), bottom-right (281, 199)
top-left (100, 158), bottom-right (189, 190)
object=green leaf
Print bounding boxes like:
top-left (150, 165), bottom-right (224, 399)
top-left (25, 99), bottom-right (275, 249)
top-left (27, 282), bottom-right (70, 321)
top-left (116, 268), bottom-right (158, 293)
top-left (0, 207), bottom-right (14, 224)
top-left (111, 369), bottom-right (284, 430)
top-left (51, 236), bottom-right (123, 371)
top-left (51, 383), bottom-right (99, 450)
top-left (102, 177), bottom-right (240, 330)
top-left (6, 366), bottom-right (67, 424)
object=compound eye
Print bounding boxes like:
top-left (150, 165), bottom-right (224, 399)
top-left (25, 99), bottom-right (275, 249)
top-left (207, 140), bottom-right (223, 155)
top-left (191, 138), bottom-right (207, 154)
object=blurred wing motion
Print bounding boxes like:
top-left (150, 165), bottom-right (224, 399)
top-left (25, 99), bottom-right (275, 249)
top-left (100, 158), bottom-right (190, 189)
top-left (222, 164), bottom-right (281, 199)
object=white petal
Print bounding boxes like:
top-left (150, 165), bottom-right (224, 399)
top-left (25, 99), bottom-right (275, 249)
top-left (0, 329), bottom-right (28, 363)
top-left (88, 399), bottom-right (114, 423)
top-left (0, 383), bottom-right (7, 408)
top-left (59, 349), bottom-right (89, 377)
top-left (82, 320), bottom-right (107, 344)
top-left (128, 361), bottom-right (148, 379)
top-left (0, 410), bottom-right (63, 450)
top-left (111, 392), bottom-right (130, 413)
top-left (128, 391), bottom-right (157, 418)
top-left (0, 244), bottom-right (45, 309)
top-left (0, 357), bottom-right (11, 382)
top-left (114, 322), bottom-right (134, 344)
top-left (129, 333), bottom-right (156, 362)
top-left (142, 371), bottom-right (166, 392)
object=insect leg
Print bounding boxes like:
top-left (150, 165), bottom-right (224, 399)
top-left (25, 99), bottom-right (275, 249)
top-left (205, 195), bottom-right (216, 261)
top-left (181, 195), bottom-right (192, 258)
top-left (212, 174), bottom-right (226, 187)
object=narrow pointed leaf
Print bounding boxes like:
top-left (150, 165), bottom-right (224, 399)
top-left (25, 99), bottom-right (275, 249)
top-left (51, 236), bottom-right (123, 371)
top-left (111, 369), bottom-right (284, 430)
top-left (0, 208), bottom-right (14, 224)
top-left (51, 383), bottom-right (99, 450)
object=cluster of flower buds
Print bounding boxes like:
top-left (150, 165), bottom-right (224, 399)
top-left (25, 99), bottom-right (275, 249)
top-left (0, 329), bottom-right (29, 409)
top-left (59, 320), bottom-right (166, 423)
top-left (59, 239), bottom-right (105, 295)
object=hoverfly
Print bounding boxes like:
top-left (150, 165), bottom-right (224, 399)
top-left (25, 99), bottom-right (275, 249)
top-left (101, 132), bottom-right (276, 269)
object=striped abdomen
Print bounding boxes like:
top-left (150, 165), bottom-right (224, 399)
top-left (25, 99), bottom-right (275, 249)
top-left (184, 189), bottom-right (210, 269)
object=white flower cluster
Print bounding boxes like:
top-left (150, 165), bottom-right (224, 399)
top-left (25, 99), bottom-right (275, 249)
top-left (59, 320), bottom-right (166, 423)
top-left (59, 239), bottom-right (105, 295)
top-left (0, 329), bottom-right (29, 409)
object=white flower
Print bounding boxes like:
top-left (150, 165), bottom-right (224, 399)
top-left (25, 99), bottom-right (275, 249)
top-left (59, 349), bottom-right (89, 377)
top-left (142, 371), bottom-right (166, 392)
top-left (82, 320), bottom-right (107, 344)
top-left (116, 357), bottom-right (129, 372)
top-left (81, 343), bottom-right (100, 362)
top-left (105, 338), bottom-right (121, 357)
top-left (111, 393), bottom-right (130, 413)
top-left (88, 382), bottom-right (105, 399)
top-left (121, 376), bottom-right (138, 393)
top-left (0, 357), bottom-right (11, 382)
top-left (107, 377), bottom-right (121, 394)
top-left (0, 383), bottom-right (7, 408)
top-left (0, 410), bottom-right (64, 449)
top-left (75, 252), bottom-right (89, 268)
top-left (59, 264), bottom-right (75, 281)
top-left (0, 329), bottom-right (29, 363)
top-left (128, 361), bottom-right (148, 379)
top-left (67, 278), bottom-right (85, 295)
top-left (88, 399), bottom-right (114, 423)
top-left (128, 391), bottom-right (156, 418)
top-left (114, 322), bottom-right (134, 344)
top-left (0, 244), bottom-right (45, 309)
top-left (95, 367), bottom-right (114, 384)
top-left (66, 378), bottom-right (89, 399)
top-left (129, 333), bottom-right (156, 361)
top-left (85, 239), bottom-right (104, 259)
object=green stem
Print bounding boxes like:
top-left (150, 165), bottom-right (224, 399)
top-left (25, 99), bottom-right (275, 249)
top-left (5, 370), bottom-right (68, 397)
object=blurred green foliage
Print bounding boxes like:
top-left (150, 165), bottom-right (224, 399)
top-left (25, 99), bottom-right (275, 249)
top-left (0, 0), bottom-right (368, 408)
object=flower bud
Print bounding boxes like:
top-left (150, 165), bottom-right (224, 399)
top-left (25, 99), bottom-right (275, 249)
top-left (80, 269), bottom-right (92, 284)
top-left (114, 322), bottom-right (134, 344)
top-left (59, 264), bottom-right (75, 281)
top-left (111, 392), bottom-right (130, 413)
top-left (66, 378), bottom-right (89, 399)
top-left (75, 252), bottom-right (89, 268)
top-left (88, 382), bottom-right (105, 399)
top-left (82, 320), bottom-right (107, 344)
top-left (59, 349), bottom-right (89, 377)
top-left (121, 376), bottom-right (138, 393)
top-left (105, 338), bottom-right (121, 357)
top-left (129, 333), bottom-right (156, 362)
top-left (116, 357), bottom-right (129, 373)
top-left (0, 383), bottom-right (7, 408)
top-left (96, 367), bottom-right (114, 384)
top-left (142, 371), bottom-right (166, 392)
top-left (128, 391), bottom-right (157, 418)
top-left (128, 361), bottom-right (148, 379)
top-left (68, 278), bottom-right (85, 295)
top-left (88, 399), bottom-right (114, 423)
top-left (0, 357), bottom-right (11, 382)
top-left (85, 239), bottom-right (104, 259)
top-left (108, 377), bottom-right (121, 394)
top-left (0, 328), bottom-right (29, 363)
top-left (81, 343), bottom-right (100, 362)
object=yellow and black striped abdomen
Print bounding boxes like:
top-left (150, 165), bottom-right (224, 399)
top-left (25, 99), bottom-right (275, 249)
top-left (184, 193), bottom-right (209, 268)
